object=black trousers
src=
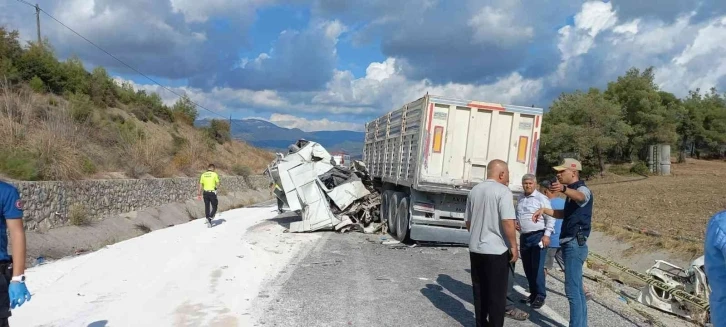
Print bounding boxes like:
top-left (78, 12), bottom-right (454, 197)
top-left (0, 259), bottom-right (13, 327)
top-left (203, 191), bottom-right (218, 219)
top-left (470, 251), bottom-right (509, 327)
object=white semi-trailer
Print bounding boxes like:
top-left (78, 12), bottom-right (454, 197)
top-left (363, 94), bottom-right (544, 243)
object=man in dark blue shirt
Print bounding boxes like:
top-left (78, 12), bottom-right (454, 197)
top-left (534, 158), bottom-right (593, 327)
top-left (0, 181), bottom-right (31, 326)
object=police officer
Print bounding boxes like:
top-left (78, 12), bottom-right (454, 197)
top-left (0, 180), bottom-right (31, 326)
top-left (197, 164), bottom-right (220, 227)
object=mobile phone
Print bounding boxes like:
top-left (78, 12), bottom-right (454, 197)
top-left (576, 231), bottom-right (587, 246)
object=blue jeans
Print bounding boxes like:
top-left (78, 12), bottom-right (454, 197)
top-left (520, 230), bottom-right (547, 299)
top-left (562, 239), bottom-right (588, 327)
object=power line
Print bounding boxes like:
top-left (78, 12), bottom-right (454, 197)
top-left (14, 0), bottom-right (34, 7)
top-left (15, 1), bottom-right (231, 121)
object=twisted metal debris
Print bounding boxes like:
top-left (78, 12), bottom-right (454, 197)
top-left (264, 140), bottom-right (383, 234)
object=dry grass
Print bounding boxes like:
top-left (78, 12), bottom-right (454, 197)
top-left (591, 158), bottom-right (726, 256)
top-left (0, 81), bottom-right (87, 180)
top-left (0, 79), bottom-right (275, 181)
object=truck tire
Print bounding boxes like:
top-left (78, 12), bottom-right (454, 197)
top-left (379, 191), bottom-right (389, 226)
top-left (388, 192), bottom-right (404, 237)
top-left (395, 196), bottom-right (410, 242)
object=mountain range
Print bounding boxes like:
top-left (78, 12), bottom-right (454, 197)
top-left (195, 119), bottom-right (365, 158)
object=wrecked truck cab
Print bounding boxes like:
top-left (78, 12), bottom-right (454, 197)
top-left (265, 140), bottom-right (383, 234)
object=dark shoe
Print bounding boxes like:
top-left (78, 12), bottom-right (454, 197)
top-left (505, 308), bottom-right (529, 321)
top-left (519, 295), bottom-right (534, 304)
top-left (531, 295), bottom-right (545, 309)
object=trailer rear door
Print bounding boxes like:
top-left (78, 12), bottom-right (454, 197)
top-left (418, 96), bottom-right (542, 192)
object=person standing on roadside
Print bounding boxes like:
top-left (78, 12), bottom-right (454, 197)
top-left (0, 181), bottom-right (31, 326)
top-left (533, 158), bottom-right (593, 327)
top-left (515, 174), bottom-right (554, 309)
top-left (541, 179), bottom-right (594, 301)
top-left (465, 159), bottom-right (519, 327)
top-left (540, 179), bottom-right (565, 275)
top-left (704, 210), bottom-right (726, 326)
top-left (198, 164), bottom-right (220, 227)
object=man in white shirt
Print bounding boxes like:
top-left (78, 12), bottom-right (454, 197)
top-left (516, 174), bottom-right (555, 309)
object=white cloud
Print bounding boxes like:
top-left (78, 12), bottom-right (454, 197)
top-left (268, 114), bottom-right (363, 132)
top-left (575, 1), bottom-right (618, 37)
top-left (551, 1), bottom-right (726, 99)
top-left (657, 16), bottom-right (726, 94)
top-left (468, 6), bottom-right (534, 47)
top-left (313, 58), bottom-right (545, 114)
top-left (557, 1), bottom-right (618, 62)
top-left (170, 0), bottom-right (270, 23)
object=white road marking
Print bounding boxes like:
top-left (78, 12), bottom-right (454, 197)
top-left (513, 285), bottom-right (569, 326)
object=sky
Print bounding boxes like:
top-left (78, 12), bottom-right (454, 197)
top-left (2, 0), bottom-right (726, 132)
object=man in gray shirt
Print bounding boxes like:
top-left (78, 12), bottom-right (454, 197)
top-left (465, 159), bottom-right (519, 327)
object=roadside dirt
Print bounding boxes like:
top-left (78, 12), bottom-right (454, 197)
top-left (589, 158), bottom-right (726, 259)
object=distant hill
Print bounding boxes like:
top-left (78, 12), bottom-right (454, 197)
top-left (195, 119), bottom-right (365, 157)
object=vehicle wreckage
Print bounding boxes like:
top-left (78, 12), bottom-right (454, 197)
top-left (590, 252), bottom-right (712, 325)
top-left (264, 140), bottom-right (383, 234)
top-left (636, 256), bottom-right (712, 324)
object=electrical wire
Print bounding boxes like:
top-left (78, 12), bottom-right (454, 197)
top-left (14, 0), bottom-right (231, 121)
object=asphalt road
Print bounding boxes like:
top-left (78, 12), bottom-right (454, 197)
top-left (253, 225), bottom-right (644, 327)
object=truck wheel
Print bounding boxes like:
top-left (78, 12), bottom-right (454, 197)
top-left (388, 192), bottom-right (403, 236)
top-left (378, 191), bottom-right (389, 224)
top-left (395, 197), bottom-right (410, 242)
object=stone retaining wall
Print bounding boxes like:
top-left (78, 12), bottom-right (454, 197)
top-left (7, 175), bottom-right (270, 231)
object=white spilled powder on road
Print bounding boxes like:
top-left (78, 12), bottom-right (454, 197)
top-left (10, 206), bottom-right (321, 327)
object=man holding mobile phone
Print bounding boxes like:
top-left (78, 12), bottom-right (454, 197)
top-left (533, 158), bottom-right (593, 327)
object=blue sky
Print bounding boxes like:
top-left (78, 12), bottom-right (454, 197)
top-left (2, 0), bottom-right (726, 132)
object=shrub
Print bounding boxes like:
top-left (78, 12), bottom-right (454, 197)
top-left (171, 134), bottom-right (188, 155)
top-left (29, 76), bottom-right (44, 93)
top-left (232, 164), bottom-right (251, 177)
top-left (81, 157), bottom-right (97, 174)
top-left (630, 161), bottom-right (650, 175)
top-left (68, 92), bottom-right (94, 123)
top-left (68, 203), bottom-right (90, 226)
top-left (0, 149), bottom-right (39, 180)
top-left (607, 164), bottom-right (631, 176)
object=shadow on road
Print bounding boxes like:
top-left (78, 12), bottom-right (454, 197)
top-left (268, 212), bottom-right (302, 229)
top-left (421, 283), bottom-right (475, 327)
top-left (430, 271), bottom-right (565, 327)
top-left (211, 219), bottom-right (226, 227)
top-left (87, 320), bottom-right (108, 327)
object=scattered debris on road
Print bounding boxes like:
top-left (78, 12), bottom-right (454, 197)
top-left (264, 139), bottom-right (383, 235)
top-left (588, 252), bottom-right (712, 325)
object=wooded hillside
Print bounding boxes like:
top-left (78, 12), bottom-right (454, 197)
top-left (0, 27), bottom-right (274, 181)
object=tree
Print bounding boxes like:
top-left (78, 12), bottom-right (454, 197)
top-left (0, 27), bottom-right (23, 83)
top-left (540, 88), bottom-right (633, 175)
top-left (172, 94), bottom-right (198, 125)
top-left (16, 40), bottom-right (66, 94)
top-left (62, 55), bottom-right (90, 95)
top-left (681, 88), bottom-right (726, 159)
top-left (604, 67), bottom-right (679, 160)
top-left (206, 119), bottom-right (231, 145)
top-left (89, 66), bottom-right (116, 107)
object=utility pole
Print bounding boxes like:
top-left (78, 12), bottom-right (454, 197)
top-left (35, 3), bottom-right (41, 45)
